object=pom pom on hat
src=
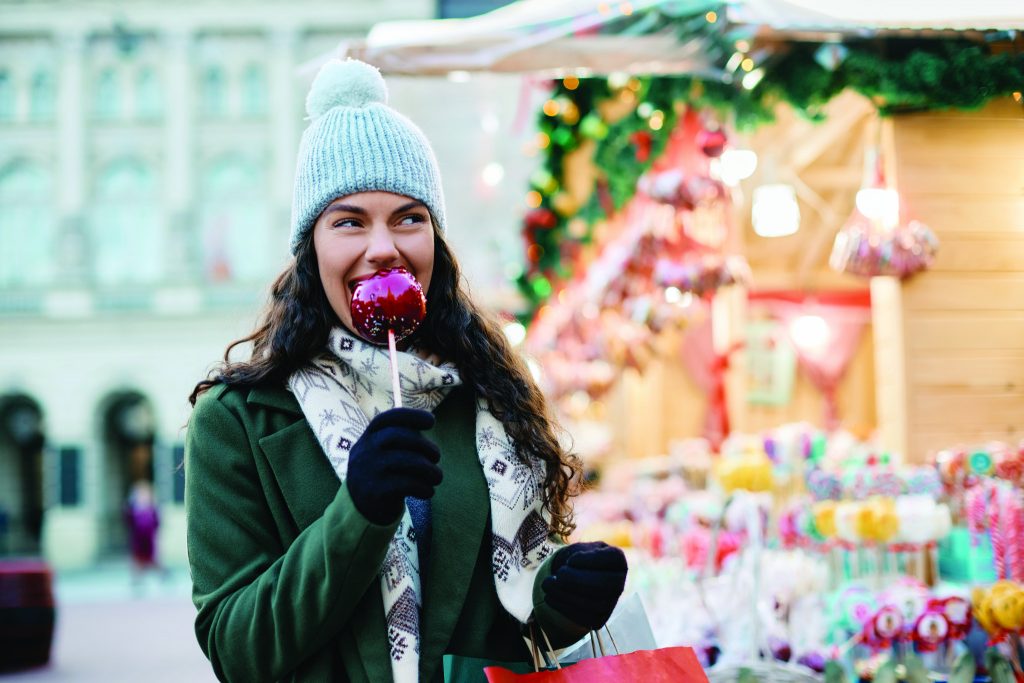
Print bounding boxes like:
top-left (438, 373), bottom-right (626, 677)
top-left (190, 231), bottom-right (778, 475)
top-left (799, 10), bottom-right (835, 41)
top-left (306, 58), bottom-right (388, 119)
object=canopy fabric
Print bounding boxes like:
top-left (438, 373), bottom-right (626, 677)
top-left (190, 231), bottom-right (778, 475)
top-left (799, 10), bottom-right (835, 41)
top-left (337, 0), bottom-right (720, 76)
top-left (324, 0), bottom-right (1023, 76)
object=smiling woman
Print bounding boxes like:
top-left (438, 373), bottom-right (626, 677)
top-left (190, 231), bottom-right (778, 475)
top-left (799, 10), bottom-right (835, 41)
top-left (184, 59), bottom-right (626, 683)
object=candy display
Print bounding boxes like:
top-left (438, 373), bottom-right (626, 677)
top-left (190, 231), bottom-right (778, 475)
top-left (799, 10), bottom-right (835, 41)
top-left (568, 427), bottom-right (1024, 683)
top-left (829, 217), bottom-right (938, 280)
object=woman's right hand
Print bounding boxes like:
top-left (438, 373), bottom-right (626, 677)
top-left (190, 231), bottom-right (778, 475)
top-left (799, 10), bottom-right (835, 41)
top-left (345, 407), bottom-right (442, 525)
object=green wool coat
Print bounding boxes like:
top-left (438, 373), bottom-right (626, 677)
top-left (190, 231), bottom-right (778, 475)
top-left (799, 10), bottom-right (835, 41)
top-left (185, 382), bottom-right (587, 683)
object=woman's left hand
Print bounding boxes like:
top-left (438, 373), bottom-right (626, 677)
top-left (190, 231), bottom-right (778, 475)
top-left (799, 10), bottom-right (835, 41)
top-left (541, 541), bottom-right (627, 631)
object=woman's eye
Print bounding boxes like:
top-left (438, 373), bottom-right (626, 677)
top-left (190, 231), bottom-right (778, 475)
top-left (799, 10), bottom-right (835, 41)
top-left (333, 219), bottom-right (361, 228)
top-left (399, 214), bottom-right (426, 226)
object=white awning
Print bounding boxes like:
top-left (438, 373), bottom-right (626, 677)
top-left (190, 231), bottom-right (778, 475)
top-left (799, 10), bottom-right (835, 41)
top-left (313, 0), bottom-right (1022, 77)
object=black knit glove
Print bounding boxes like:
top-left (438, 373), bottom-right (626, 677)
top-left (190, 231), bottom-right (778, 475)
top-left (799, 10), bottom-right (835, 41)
top-left (541, 541), bottom-right (627, 631)
top-left (345, 408), bottom-right (442, 525)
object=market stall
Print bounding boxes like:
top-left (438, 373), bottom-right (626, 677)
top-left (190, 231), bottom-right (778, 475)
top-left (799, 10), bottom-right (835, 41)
top-left (333, 2), bottom-right (1024, 679)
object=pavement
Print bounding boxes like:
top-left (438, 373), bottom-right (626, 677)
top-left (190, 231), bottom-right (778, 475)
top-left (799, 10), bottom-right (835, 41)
top-left (1, 560), bottom-right (218, 682)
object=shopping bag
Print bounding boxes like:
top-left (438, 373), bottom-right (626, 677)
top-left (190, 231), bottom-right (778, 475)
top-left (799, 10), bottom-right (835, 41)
top-left (557, 593), bottom-right (656, 664)
top-left (483, 646), bottom-right (708, 682)
top-left (444, 654), bottom-right (537, 683)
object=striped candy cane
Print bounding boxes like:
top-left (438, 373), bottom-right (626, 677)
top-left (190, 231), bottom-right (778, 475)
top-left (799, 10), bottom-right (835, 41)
top-left (1007, 491), bottom-right (1024, 582)
top-left (989, 486), bottom-right (1006, 580)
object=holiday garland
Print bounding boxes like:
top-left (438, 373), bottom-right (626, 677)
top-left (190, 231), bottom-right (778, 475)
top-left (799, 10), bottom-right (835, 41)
top-left (516, 11), bottom-right (1024, 318)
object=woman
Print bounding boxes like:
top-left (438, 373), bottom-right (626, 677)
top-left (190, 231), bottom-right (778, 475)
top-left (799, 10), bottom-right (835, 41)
top-left (185, 58), bottom-right (627, 683)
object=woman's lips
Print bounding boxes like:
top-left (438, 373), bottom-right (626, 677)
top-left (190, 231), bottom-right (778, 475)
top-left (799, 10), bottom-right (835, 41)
top-left (347, 272), bottom-right (376, 293)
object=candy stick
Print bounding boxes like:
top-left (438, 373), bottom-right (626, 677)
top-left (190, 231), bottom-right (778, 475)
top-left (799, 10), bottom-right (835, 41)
top-left (387, 329), bottom-right (402, 408)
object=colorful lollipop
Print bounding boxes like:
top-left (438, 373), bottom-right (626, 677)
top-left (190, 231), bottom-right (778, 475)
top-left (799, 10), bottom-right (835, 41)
top-left (350, 266), bottom-right (427, 407)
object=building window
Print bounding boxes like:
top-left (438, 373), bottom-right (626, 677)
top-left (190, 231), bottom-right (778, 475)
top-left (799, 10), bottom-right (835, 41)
top-left (0, 71), bottom-right (14, 121)
top-left (29, 71), bottom-right (54, 122)
top-left (241, 63), bottom-right (266, 118)
top-left (91, 159), bottom-right (163, 285)
top-left (172, 444), bottom-right (185, 504)
top-left (58, 446), bottom-right (82, 507)
top-left (93, 67), bottom-right (121, 120)
top-left (0, 161), bottom-right (55, 287)
top-left (201, 66), bottom-right (226, 117)
top-left (135, 66), bottom-right (162, 120)
top-left (200, 156), bottom-right (271, 283)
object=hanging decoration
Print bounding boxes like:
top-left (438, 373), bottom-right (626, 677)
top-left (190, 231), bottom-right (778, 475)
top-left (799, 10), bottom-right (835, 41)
top-left (829, 146), bottom-right (939, 280)
top-left (524, 111), bottom-right (747, 410)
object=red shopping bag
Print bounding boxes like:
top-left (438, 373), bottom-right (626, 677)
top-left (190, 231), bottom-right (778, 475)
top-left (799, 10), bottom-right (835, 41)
top-left (483, 646), bottom-right (709, 683)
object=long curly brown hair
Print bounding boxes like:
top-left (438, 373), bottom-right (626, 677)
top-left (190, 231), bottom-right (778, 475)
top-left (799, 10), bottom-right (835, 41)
top-left (190, 226), bottom-right (581, 538)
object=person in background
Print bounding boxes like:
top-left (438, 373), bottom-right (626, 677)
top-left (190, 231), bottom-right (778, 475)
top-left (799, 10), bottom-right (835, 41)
top-left (124, 479), bottom-right (160, 588)
top-left (184, 59), bottom-right (628, 683)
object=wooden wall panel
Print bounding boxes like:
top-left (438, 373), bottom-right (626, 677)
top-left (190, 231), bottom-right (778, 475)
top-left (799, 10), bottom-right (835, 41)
top-left (890, 99), bottom-right (1024, 462)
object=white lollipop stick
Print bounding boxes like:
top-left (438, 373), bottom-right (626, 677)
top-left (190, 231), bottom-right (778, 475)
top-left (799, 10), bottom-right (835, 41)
top-left (388, 328), bottom-right (402, 408)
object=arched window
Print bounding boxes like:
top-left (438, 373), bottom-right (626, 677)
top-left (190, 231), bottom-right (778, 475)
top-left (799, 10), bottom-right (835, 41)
top-left (93, 67), bottom-right (121, 120)
top-left (201, 66), bottom-right (226, 117)
top-left (241, 63), bottom-right (266, 118)
top-left (0, 161), bottom-right (55, 287)
top-left (135, 67), bottom-right (162, 120)
top-left (199, 156), bottom-right (272, 282)
top-left (91, 159), bottom-right (163, 285)
top-left (29, 71), bottom-right (54, 121)
top-left (0, 71), bottom-right (15, 121)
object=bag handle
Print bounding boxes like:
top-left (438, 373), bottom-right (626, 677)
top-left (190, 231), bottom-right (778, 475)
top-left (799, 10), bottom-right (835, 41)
top-left (529, 621), bottom-right (622, 672)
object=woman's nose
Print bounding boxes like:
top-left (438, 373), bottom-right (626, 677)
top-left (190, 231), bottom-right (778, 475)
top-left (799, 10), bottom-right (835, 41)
top-left (365, 226), bottom-right (400, 265)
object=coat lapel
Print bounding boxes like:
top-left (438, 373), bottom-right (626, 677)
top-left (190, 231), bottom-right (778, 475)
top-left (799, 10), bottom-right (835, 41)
top-left (253, 388), bottom-right (395, 681)
top-left (419, 386), bottom-right (490, 680)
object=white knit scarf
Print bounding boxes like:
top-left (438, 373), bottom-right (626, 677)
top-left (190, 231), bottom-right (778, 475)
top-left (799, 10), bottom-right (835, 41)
top-left (288, 327), bottom-right (556, 683)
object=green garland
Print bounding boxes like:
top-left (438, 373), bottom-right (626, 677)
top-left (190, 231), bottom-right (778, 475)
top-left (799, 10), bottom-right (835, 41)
top-left (516, 21), bottom-right (1024, 319)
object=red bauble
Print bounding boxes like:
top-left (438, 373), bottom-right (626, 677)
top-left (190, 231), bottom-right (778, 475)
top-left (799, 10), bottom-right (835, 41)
top-left (697, 128), bottom-right (728, 158)
top-left (524, 208), bottom-right (558, 231)
top-left (349, 267), bottom-right (427, 345)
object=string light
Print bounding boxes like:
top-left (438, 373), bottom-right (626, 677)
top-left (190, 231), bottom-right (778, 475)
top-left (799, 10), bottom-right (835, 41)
top-left (620, 2), bottom-right (634, 16)
top-left (563, 76), bottom-right (579, 91)
top-left (597, 2), bottom-right (612, 15)
top-left (1014, 92), bottom-right (1023, 102)
top-left (535, 132), bottom-right (550, 149)
top-left (649, 110), bottom-right (664, 130)
top-left (741, 58), bottom-right (755, 72)
top-left (542, 99), bottom-right (560, 117)
top-left (705, 10), bottom-right (717, 22)
top-left (481, 162), bottom-right (505, 187)
top-left (742, 68), bottom-right (765, 90)
top-left (735, 40), bottom-right (750, 53)
top-left (526, 191), bottom-right (542, 208)
top-left (502, 321), bottom-right (527, 346)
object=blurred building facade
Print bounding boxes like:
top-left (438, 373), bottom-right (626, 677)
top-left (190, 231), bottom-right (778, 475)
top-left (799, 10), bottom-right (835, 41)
top-left (0, 0), bottom-right (458, 569)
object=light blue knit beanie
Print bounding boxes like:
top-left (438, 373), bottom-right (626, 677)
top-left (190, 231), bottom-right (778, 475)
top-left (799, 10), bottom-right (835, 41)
top-left (289, 58), bottom-right (446, 254)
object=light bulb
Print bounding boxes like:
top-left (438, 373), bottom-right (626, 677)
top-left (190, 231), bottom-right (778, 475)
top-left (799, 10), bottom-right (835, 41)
top-left (855, 188), bottom-right (899, 229)
top-left (719, 149), bottom-right (758, 185)
top-left (752, 184), bottom-right (800, 237)
top-left (789, 315), bottom-right (830, 353)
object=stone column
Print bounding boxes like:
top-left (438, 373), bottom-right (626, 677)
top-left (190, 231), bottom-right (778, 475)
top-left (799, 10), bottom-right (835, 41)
top-left (163, 30), bottom-right (197, 281)
top-left (269, 28), bottom-right (300, 242)
top-left (55, 30), bottom-right (89, 284)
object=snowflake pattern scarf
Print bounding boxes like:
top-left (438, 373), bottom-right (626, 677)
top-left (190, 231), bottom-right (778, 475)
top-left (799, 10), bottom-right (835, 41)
top-left (288, 327), bottom-right (556, 683)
